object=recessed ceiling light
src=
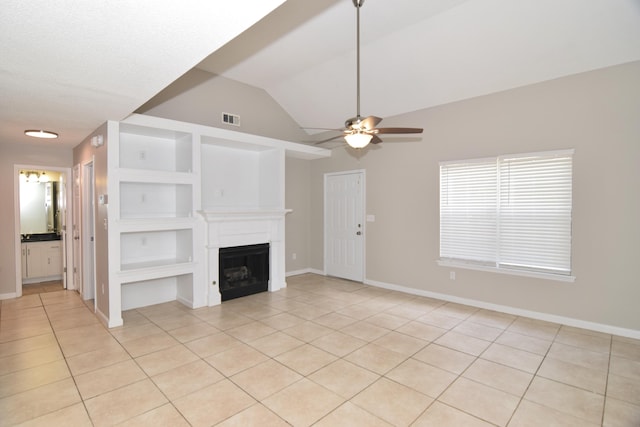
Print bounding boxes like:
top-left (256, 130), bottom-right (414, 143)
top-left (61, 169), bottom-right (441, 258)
top-left (24, 130), bottom-right (58, 139)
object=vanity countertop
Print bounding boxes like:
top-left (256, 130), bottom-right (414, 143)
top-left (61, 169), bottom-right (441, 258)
top-left (21, 233), bottom-right (61, 243)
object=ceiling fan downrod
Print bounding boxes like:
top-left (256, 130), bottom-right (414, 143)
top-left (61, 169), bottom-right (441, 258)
top-left (353, 0), bottom-right (364, 122)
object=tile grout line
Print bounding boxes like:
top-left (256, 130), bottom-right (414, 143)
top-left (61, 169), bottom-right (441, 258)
top-left (600, 335), bottom-right (614, 427)
top-left (38, 290), bottom-right (98, 427)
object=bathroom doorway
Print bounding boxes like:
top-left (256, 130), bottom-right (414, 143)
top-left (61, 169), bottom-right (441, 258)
top-left (14, 164), bottom-right (73, 297)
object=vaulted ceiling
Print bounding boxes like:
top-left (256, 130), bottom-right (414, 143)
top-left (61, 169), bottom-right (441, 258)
top-left (2, 0), bottom-right (639, 149)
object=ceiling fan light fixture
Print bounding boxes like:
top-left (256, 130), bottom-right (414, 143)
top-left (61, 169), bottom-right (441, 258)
top-left (24, 130), bottom-right (58, 139)
top-left (309, 0), bottom-right (422, 147)
top-left (344, 131), bottom-right (372, 149)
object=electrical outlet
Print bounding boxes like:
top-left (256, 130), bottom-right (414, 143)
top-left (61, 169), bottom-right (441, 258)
top-left (450, 271), bottom-right (456, 280)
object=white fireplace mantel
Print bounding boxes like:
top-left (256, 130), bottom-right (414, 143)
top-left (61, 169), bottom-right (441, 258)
top-left (199, 209), bottom-right (291, 306)
top-left (199, 209), bottom-right (292, 222)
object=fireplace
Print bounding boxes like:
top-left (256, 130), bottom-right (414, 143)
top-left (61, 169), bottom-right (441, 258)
top-left (200, 209), bottom-right (288, 306)
top-left (218, 243), bottom-right (269, 301)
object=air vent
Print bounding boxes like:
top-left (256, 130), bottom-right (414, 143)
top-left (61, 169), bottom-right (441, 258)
top-left (222, 112), bottom-right (240, 126)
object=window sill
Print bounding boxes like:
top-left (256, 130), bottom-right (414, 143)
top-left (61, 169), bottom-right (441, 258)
top-left (437, 260), bottom-right (576, 283)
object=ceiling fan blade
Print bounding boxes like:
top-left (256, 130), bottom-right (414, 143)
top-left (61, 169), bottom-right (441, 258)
top-left (360, 116), bottom-right (382, 130)
top-left (313, 134), bottom-right (345, 144)
top-left (370, 134), bottom-right (383, 144)
top-left (375, 127), bottom-right (424, 134)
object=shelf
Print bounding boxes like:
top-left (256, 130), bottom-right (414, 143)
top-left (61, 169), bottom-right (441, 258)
top-left (120, 229), bottom-right (193, 269)
top-left (119, 182), bottom-right (193, 219)
top-left (199, 208), bottom-right (291, 221)
top-left (119, 125), bottom-right (192, 173)
top-left (118, 261), bottom-right (194, 283)
top-left (121, 273), bottom-right (194, 311)
top-left (117, 168), bottom-right (195, 185)
top-left (117, 217), bottom-right (195, 232)
top-left (121, 258), bottom-right (193, 272)
top-left (201, 143), bottom-right (283, 210)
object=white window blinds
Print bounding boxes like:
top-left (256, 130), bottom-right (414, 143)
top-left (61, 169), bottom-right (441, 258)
top-left (440, 150), bottom-right (573, 277)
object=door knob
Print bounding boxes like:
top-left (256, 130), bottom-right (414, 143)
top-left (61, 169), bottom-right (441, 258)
top-left (356, 231), bottom-right (362, 235)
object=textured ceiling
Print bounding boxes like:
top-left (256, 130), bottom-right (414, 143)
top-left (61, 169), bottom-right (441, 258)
top-left (1, 0), bottom-right (639, 150)
top-left (0, 0), bottom-right (285, 148)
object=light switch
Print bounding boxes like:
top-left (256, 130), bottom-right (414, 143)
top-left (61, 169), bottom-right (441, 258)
top-left (366, 214), bottom-right (375, 222)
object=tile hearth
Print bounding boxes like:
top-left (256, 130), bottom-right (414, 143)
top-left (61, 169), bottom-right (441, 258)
top-left (1, 274), bottom-right (639, 426)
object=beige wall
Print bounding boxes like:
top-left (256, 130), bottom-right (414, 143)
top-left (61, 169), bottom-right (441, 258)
top-left (137, 69), bottom-right (309, 142)
top-left (310, 61), bottom-right (640, 332)
top-left (72, 123), bottom-right (111, 320)
top-left (0, 143), bottom-right (72, 297)
top-left (129, 61), bottom-right (640, 333)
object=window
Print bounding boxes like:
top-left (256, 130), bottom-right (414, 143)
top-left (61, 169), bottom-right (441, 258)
top-left (439, 149), bottom-right (574, 280)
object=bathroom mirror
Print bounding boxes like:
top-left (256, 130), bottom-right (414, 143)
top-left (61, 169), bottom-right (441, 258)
top-left (19, 170), bottom-right (61, 236)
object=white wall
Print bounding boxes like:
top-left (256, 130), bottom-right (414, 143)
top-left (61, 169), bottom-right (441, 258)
top-left (310, 61), bottom-right (640, 333)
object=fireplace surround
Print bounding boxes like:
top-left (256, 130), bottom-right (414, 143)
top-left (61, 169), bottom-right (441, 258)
top-left (200, 209), bottom-right (289, 306)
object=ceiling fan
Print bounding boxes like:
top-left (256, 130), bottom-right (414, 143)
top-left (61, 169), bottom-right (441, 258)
top-left (315, 0), bottom-right (423, 149)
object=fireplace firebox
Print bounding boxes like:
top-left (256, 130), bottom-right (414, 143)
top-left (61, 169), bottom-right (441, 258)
top-left (218, 243), bottom-right (269, 301)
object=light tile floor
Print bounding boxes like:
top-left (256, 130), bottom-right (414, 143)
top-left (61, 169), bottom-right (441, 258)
top-left (1, 273), bottom-right (639, 426)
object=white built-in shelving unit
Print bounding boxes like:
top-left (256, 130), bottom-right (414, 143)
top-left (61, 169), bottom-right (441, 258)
top-left (103, 114), bottom-right (330, 328)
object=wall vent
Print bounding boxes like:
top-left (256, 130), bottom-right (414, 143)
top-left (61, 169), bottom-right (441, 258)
top-left (222, 112), bottom-right (240, 126)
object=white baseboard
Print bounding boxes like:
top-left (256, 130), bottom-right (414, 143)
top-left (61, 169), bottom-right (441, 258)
top-left (94, 307), bottom-right (115, 328)
top-left (177, 295), bottom-right (194, 309)
top-left (286, 268), bottom-right (324, 277)
top-left (364, 278), bottom-right (640, 340)
top-left (0, 292), bottom-right (18, 300)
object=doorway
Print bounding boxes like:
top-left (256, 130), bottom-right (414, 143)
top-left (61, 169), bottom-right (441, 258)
top-left (324, 170), bottom-right (365, 282)
top-left (80, 160), bottom-right (96, 309)
top-left (13, 165), bottom-right (73, 297)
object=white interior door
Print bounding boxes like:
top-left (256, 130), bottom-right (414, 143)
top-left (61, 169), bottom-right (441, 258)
top-left (81, 161), bottom-right (96, 304)
top-left (72, 165), bottom-right (82, 293)
top-left (57, 172), bottom-right (68, 289)
top-left (324, 170), bottom-right (365, 282)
